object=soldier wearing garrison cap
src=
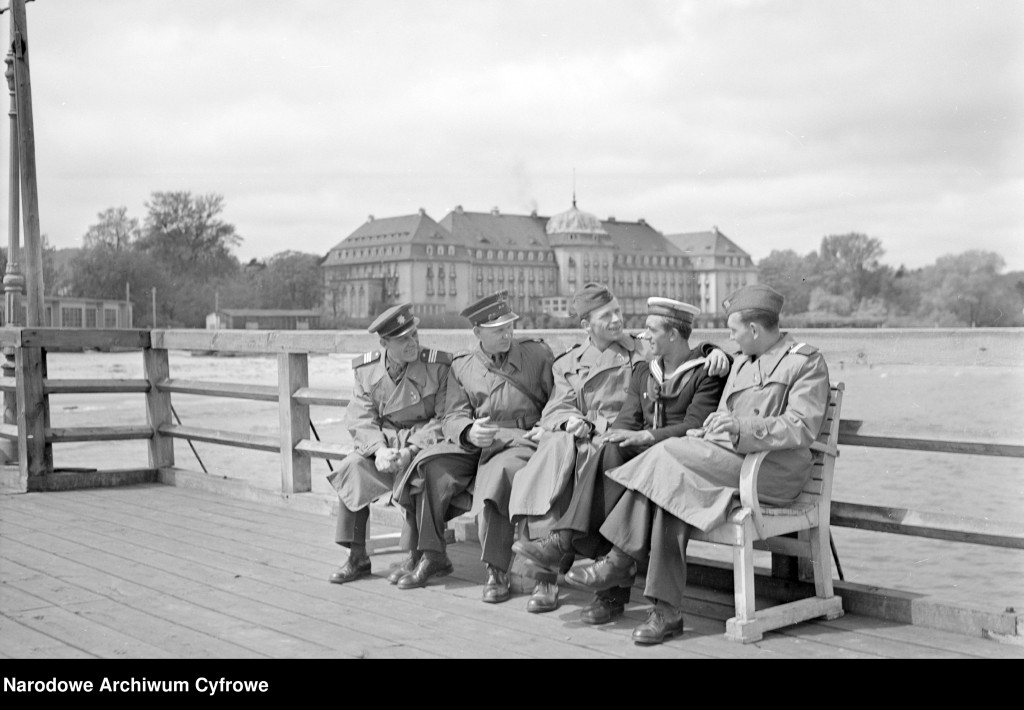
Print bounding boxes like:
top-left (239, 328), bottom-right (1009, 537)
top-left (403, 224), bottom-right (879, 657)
top-left (508, 283), bottom-right (730, 616)
top-left (565, 283), bottom-right (831, 646)
top-left (392, 290), bottom-right (555, 603)
top-left (513, 296), bottom-right (731, 624)
top-left (327, 302), bottom-right (453, 587)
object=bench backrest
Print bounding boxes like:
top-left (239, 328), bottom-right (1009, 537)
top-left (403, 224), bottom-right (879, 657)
top-left (787, 383), bottom-right (844, 512)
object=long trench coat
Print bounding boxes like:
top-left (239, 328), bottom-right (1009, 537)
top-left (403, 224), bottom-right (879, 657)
top-left (394, 338), bottom-right (555, 516)
top-left (605, 335), bottom-right (830, 532)
top-left (508, 333), bottom-right (649, 519)
top-left (327, 348), bottom-right (451, 512)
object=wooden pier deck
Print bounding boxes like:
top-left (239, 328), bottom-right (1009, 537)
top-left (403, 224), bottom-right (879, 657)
top-left (2, 483), bottom-right (1022, 660)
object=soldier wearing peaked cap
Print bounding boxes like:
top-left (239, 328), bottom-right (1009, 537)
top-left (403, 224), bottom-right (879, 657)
top-left (392, 290), bottom-right (555, 603)
top-left (512, 295), bottom-right (731, 622)
top-left (507, 284), bottom-right (730, 616)
top-left (327, 303), bottom-right (453, 586)
top-left (565, 283), bottom-right (832, 646)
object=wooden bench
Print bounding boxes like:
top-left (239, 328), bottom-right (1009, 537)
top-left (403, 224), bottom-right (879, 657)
top-left (689, 382), bottom-right (845, 643)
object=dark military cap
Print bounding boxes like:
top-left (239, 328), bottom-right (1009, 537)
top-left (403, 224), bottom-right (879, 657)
top-left (723, 284), bottom-right (785, 316)
top-left (571, 282), bottom-right (616, 319)
top-left (368, 302), bottom-right (419, 338)
top-left (460, 290), bottom-right (519, 328)
top-left (647, 297), bottom-right (700, 325)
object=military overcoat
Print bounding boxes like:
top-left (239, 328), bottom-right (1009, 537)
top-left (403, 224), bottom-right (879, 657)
top-left (327, 347), bottom-right (451, 511)
top-left (605, 335), bottom-right (830, 532)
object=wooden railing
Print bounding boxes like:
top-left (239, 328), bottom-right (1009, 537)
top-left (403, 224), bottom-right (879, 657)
top-left (2, 326), bottom-right (1023, 556)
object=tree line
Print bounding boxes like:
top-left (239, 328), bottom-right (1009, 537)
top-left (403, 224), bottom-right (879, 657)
top-left (2, 194), bottom-right (1020, 328)
top-left (0, 191), bottom-right (323, 327)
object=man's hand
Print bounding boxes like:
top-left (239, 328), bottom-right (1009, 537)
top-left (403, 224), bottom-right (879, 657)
top-left (375, 446), bottom-right (399, 472)
top-left (601, 429), bottom-right (655, 448)
top-left (703, 411), bottom-right (739, 438)
top-left (564, 415), bottom-right (593, 439)
top-left (704, 348), bottom-right (731, 377)
top-left (524, 426), bottom-right (544, 443)
top-left (467, 416), bottom-right (499, 448)
top-left (686, 427), bottom-right (707, 438)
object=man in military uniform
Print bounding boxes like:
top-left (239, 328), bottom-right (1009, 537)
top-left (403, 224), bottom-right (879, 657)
top-left (327, 302), bottom-right (452, 586)
top-left (565, 284), bottom-right (831, 645)
top-left (509, 285), bottom-right (729, 615)
top-left (394, 290), bottom-right (554, 603)
top-left (513, 297), bottom-right (729, 623)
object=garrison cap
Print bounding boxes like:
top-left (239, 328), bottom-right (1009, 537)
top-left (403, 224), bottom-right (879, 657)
top-left (368, 302), bottom-right (419, 338)
top-left (460, 290), bottom-right (519, 328)
top-left (722, 284), bottom-right (785, 317)
top-left (647, 297), bottom-right (700, 326)
top-left (571, 282), bottom-right (616, 319)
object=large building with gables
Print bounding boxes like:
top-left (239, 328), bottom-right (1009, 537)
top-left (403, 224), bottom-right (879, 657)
top-left (320, 201), bottom-right (757, 327)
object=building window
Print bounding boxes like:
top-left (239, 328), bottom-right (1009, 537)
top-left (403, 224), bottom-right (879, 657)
top-left (62, 307), bottom-right (83, 328)
top-left (448, 245), bottom-right (456, 256)
top-left (427, 245), bottom-right (434, 256)
top-left (476, 249), bottom-right (483, 259)
top-left (85, 308), bottom-right (97, 328)
top-left (104, 308), bottom-right (118, 328)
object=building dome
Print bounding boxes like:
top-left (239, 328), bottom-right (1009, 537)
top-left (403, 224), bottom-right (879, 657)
top-left (546, 199), bottom-right (607, 236)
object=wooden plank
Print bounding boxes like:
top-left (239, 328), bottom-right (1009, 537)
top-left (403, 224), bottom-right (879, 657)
top-left (43, 378), bottom-right (150, 394)
top-left (0, 379), bottom-right (15, 392)
top-left (158, 424), bottom-right (280, 453)
top-left (838, 421), bottom-right (1024, 458)
top-left (154, 329), bottom-right (368, 355)
top-left (831, 501), bottom-right (1024, 549)
top-left (15, 346), bottom-right (50, 479)
top-left (0, 615), bottom-right (94, 658)
top-left (0, 329), bottom-right (21, 347)
top-left (26, 469), bottom-right (158, 491)
top-left (47, 426), bottom-right (153, 443)
top-left (18, 328), bottom-right (150, 350)
top-left (0, 423), bottom-right (17, 440)
top-left (144, 347), bottom-right (175, 470)
top-left (295, 439), bottom-right (354, 460)
top-left (293, 386), bottom-right (351, 407)
top-left (158, 378), bottom-right (278, 401)
top-left (278, 352), bottom-right (311, 493)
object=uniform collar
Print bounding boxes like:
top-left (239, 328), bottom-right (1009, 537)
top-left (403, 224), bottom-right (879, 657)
top-left (751, 333), bottom-right (792, 374)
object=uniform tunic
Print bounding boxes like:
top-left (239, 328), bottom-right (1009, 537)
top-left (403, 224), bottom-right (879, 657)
top-left (508, 333), bottom-right (649, 527)
top-left (395, 337), bottom-right (554, 569)
top-left (603, 334), bottom-right (830, 533)
top-left (327, 348), bottom-right (451, 513)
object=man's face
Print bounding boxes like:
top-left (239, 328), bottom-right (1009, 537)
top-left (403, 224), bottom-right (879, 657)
top-left (583, 298), bottom-right (623, 347)
top-left (475, 322), bottom-right (515, 355)
top-left (381, 330), bottom-right (421, 363)
top-left (643, 316), bottom-right (675, 358)
top-left (727, 312), bottom-right (757, 357)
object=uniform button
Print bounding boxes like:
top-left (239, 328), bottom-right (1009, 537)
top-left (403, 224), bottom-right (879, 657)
top-left (753, 408), bottom-right (760, 415)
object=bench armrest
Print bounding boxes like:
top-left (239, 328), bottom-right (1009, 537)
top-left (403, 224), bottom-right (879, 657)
top-left (738, 450), bottom-right (771, 539)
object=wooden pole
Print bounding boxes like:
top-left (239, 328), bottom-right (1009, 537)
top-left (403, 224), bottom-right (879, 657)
top-left (9, 0), bottom-right (43, 326)
top-left (151, 287), bottom-right (156, 328)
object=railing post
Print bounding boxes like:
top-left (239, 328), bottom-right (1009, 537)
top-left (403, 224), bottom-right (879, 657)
top-left (15, 344), bottom-right (50, 482)
top-left (144, 344), bottom-right (174, 471)
top-left (278, 352), bottom-right (310, 493)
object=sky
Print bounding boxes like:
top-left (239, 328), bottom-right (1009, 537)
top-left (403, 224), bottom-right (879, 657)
top-left (3, 0), bottom-right (1022, 271)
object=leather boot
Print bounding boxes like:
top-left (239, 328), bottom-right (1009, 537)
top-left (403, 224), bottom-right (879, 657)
top-left (329, 551), bottom-right (371, 585)
top-left (482, 564), bottom-right (511, 604)
top-left (526, 580), bottom-right (558, 613)
top-left (632, 602), bottom-right (685, 645)
top-left (386, 552), bottom-right (421, 585)
top-left (397, 552), bottom-right (454, 590)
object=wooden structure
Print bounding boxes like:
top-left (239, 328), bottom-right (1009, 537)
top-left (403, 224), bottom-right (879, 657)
top-left (1, 327), bottom-right (1022, 644)
top-left (205, 309), bottom-right (320, 331)
top-left (691, 384), bottom-right (844, 642)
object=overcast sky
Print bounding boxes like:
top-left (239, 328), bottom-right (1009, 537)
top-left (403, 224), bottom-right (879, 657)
top-left (4, 0), bottom-right (1022, 270)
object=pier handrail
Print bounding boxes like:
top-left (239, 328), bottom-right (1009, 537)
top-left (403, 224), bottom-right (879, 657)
top-left (2, 326), bottom-right (1023, 554)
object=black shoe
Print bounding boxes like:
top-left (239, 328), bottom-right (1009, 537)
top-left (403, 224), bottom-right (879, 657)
top-left (512, 532), bottom-right (569, 572)
top-left (579, 588), bottom-right (630, 625)
top-left (632, 603), bottom-right (684, 645)
top-left (386, 553), bottom-right (421, 585)
top-left (564, 553), bottom-right (636, 593)
top-left (526, 581), bottom-right (559, 613)
top-left (329, 553), bottom-right (371, 585)
top-left (396, 554), bottom-right (454, 590)
top-left (482, 565), bottom-right (510, 604)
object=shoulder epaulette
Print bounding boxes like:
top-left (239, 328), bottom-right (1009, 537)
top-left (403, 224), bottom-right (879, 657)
top-left (453, 349), bottom-right (473, 360)
top-left (554, 342), bottom-right (582, 362)
top-left (517, 337), bottom-right (553, 353)
top-left (351, 350), bottom-right (381, 368)
top-left (419, 347), bottom-right (453, 365)
top-left (788, 342), bottom-right (818, 356)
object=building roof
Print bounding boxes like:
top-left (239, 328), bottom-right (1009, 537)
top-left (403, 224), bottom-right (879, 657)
top-left (322, 211), bottom-right (456, 265)
top-left (665, 228), bottom-right (751, 259)
top-left (546, 201), bottom-right (607, 236)
top-left (439, 208), bottom-right (551, 251)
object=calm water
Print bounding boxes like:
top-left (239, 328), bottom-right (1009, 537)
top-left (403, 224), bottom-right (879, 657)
top-left (30, 351), bottom-right (1024, 612)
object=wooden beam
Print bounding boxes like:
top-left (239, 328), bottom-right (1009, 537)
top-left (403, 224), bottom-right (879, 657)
top-left (292, 387), bottom-right (351, 407)
top-left (144, 347), bottom-right (174, 470)
top-left (294, 439), bottom-right (354, 460)
top-left (43, 378), bottom-right (150, 394)
top-left (157, 378), bottom-right (277, 401)
top-left (831, 501), bottom-right (1024, 549)
top-left (153, 328), bottom-right (375, 355)
top-left (18, 328), bottom-right (150, 350)
top-left (158, 423), bottom-right (280, 453)
top-left (25, 468), bottom-right (158, 491)
top-left (15, 345), bottom-right (50, 479)
top-left (46, 426), bottom-right (152, 443)
top-left (839, 420), bottom-right (1024, 458)
top-left (278, 353), bottom-right (311, 493)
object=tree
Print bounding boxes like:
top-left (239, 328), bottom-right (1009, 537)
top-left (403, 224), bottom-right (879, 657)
top-left (82, 206), bottom-right (140, 251)
top-left (136, 191), bottom-right (241, 280)
top-left (757, 249), bottom-right (819, 313)
top-left (253, 251), bottom-right (324, 309)
top-left (66, 247), bottom-right (169, 322)
top-left (818, 233), bottom-right (886, 304)
top-left (919, 251), bottom-right (1012, 327)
